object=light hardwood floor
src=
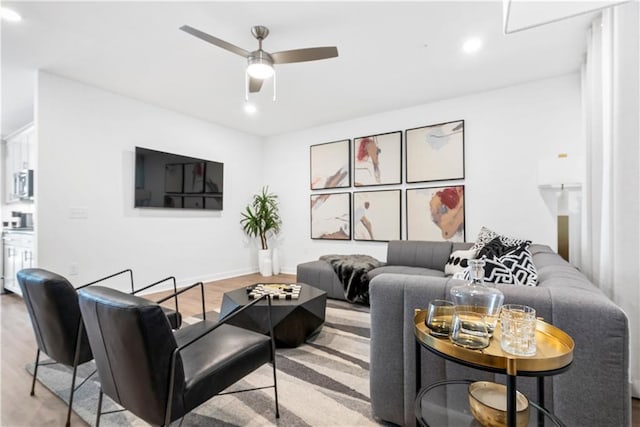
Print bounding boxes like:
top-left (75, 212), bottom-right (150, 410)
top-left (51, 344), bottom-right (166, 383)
top-left (2, 272), bottom-right (639, 426)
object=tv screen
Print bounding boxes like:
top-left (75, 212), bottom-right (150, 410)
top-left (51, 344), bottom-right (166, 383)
top-left (134, 147), bottom-right (223, 210)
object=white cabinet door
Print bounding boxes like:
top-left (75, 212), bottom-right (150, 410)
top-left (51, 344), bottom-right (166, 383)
top-left (4, 140), bottom-right (19, 203)
top-left (4, 124), bottom-right (35, 204)
top-left (2, 233), bottom-right (33, 296)
top-left (3, 242), bottom-right (20, 295)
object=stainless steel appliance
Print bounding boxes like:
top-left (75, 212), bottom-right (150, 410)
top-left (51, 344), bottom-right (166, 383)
top-left (19, 213), bottom-right (34, 229)
top-left (14, 169), bottom-right (34, 199)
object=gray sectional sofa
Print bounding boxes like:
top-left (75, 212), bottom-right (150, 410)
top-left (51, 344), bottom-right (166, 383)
top-left (297, 240), bottom-right (630, 427)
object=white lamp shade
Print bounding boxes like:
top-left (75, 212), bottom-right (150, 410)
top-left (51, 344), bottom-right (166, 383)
top-left (537, 154), bottom-right (584, 187)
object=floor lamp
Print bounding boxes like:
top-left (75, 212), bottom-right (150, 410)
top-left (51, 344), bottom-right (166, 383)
top-left (538, 154), bottom-right (583, 262)
top-left (556, 184), bottom-right (570, 261)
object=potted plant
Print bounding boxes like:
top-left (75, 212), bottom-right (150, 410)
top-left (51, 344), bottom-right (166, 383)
top-left (240, 186), bottom-right (282, 276)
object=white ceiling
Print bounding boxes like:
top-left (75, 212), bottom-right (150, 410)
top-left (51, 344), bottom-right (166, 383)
top-left (1, 1), bottom-right (602, 138)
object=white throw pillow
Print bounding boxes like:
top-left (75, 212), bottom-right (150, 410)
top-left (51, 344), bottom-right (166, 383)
top-left (444, 248), bottom-right (477, 276)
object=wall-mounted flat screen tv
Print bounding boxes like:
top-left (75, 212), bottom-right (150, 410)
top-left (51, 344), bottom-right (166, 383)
top-left (134, 146), bottom-right (223, 210)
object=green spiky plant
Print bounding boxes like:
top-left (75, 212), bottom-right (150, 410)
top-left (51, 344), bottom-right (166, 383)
top-left (240, 186), bottom-right (282, 250)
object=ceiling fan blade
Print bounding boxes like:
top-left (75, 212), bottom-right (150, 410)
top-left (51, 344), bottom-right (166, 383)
top-left (180, 25), bottom-right (249, 57)
top-left (271, 46), bottom-right (338, 64)
top-left (249, 76), bottom-right (264, 93)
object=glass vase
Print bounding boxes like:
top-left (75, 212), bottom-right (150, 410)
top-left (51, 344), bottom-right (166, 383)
top-left (450, 259), bottom-right (504, 335)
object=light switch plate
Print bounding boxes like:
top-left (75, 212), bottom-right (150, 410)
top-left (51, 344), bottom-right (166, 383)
top-left (69, 207), bottom-right (89, 219)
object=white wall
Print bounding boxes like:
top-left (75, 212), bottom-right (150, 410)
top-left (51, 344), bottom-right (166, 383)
top-left (34, 72), bottom-right (583, 284)
top-left (36, 72), bottom-right (264, 290)
top-left (265, 74), bottom-right (583, 272)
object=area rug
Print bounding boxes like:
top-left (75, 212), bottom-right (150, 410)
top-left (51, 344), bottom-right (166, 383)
top-left (26, 301), bottom-right (386, 426)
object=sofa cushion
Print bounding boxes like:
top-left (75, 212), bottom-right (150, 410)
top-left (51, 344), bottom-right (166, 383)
top-left (444, 247), bottom-right (477, 276)
top-left (536, 265), bottom-right (592, 288)
top-left (368, 265), bottom-right (445, 280)
top-left (452, 242), bottom-right (474, 251)
top-left (386, 240), bottom-right (453, 270)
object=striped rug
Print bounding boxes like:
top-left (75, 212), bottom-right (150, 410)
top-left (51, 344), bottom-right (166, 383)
top-left (27, 300), bottom-right (386, 426)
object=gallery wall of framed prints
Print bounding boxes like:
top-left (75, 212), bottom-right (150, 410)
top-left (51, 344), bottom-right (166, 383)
top-left (309, 119), bottom-right (465, 243)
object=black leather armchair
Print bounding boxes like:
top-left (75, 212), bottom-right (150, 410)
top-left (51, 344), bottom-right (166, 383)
top-left (78, 286), bottom-right (279, 426)
top-left (17, 268), bottom-right (95, 427)
top-left (17, 268), bottom-right (188, 426)
top-left (82, 269), bottom-right (183, 329)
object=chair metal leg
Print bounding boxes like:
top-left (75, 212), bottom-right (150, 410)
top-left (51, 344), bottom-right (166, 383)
top-left (272, 358), bottom-right (280, 419)
top-left (266, 296), bottom-right (280, 419)
top-left (96, 389), bottom-right (103, 427)
top-left (66, 359), bottom-right (80, 427)
top-left (30, 349), bottom-right (40, 396)
top-left (66, 320), bottom-right (85, 427)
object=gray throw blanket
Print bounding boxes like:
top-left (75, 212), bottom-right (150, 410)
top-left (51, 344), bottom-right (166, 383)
top-left (319, 254), bottom-right (382, 304)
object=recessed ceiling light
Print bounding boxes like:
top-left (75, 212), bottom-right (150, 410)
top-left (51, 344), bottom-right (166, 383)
top-left (462, 37), bottom-right (483, 54)
top-left (0, 7), bottom-right (22, 22)
top-left (244, 103), bottom-right (257, 114)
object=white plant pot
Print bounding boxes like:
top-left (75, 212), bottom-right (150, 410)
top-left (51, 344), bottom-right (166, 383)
top-left (272, 248), bottom-right (280, 275)
top-left (258, 249), bottom-right (273, 277)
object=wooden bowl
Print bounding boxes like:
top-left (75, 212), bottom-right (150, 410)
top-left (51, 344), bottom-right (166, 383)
top-left (468, 381), bottom-right (529, 427)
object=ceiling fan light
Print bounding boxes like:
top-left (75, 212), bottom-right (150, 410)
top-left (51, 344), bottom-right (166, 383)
top-left (247, 52), bottom-right (274, 79)
top-left (247, 62), bottom-right (274, 79)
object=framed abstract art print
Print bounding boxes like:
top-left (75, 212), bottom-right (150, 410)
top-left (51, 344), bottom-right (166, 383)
top-left (352, 189), bottom-right (401, 242)
top-left (353, 131), bottom-right (402, 187)
top-left (406, 120), bottom-right (464, 183)
top-left (310, 140), bottom-right (350, 190)
top-left (310, 192), bottom-right (351, 240)
top-left (406, 186), bottom-right (465, 242)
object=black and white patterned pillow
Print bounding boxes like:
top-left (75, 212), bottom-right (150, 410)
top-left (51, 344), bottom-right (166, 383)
top-left (499, 243), bottom-right (538, 286)
top-left (471, 226), bottom-right (530, 252)
top-left (478, 237), bottom-right (511, 258)
top-left (483, 255), bottom-right (518, 284)
top-left (445, 248), bottom-right (477, 276)
top-left (461, 243), bottom-right (538, 286)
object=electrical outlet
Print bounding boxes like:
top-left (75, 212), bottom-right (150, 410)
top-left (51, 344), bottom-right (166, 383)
top-left (70, 263), bottom-right (78, 276)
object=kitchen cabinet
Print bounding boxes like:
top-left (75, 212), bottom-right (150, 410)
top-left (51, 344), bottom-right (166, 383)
top-left (3, 123), bottom-right (35, 204)
top-left (2, 231), bottom-right (35, 296)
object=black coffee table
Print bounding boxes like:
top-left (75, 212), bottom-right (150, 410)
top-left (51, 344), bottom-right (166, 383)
top-left (219, 283), bottom-right (327, 348)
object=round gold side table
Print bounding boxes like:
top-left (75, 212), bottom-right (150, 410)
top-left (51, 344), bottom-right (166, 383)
top-left (414, 309), bottom-right (574, 427)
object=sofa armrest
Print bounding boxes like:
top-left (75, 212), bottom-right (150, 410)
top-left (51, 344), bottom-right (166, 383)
top-left (370, 273), bottom-right (455, 426)
top-left (296, 260), bottom-right (346, 300)
top-left (544, 283), bottom-right (630, 426)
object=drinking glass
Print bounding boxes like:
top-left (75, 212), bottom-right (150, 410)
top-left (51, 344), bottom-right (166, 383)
top-left (449, 310), bottom-right (490, 349)
top-left (453, 304), bottom-right (500, 336)
top-left (500, 304), bottom-right (537, 356)
top-left (426, 300), bottom-right (455, 337)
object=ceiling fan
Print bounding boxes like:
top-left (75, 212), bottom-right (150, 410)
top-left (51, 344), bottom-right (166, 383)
top-left (180, 25), bottom-right (339, 95)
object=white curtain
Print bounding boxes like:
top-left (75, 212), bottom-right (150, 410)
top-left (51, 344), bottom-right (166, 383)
top-left (581, 2), bottom-right (640, 398)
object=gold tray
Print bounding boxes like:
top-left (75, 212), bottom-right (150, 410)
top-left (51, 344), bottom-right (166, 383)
top-left (414, 309), bottom-right (574, 375)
